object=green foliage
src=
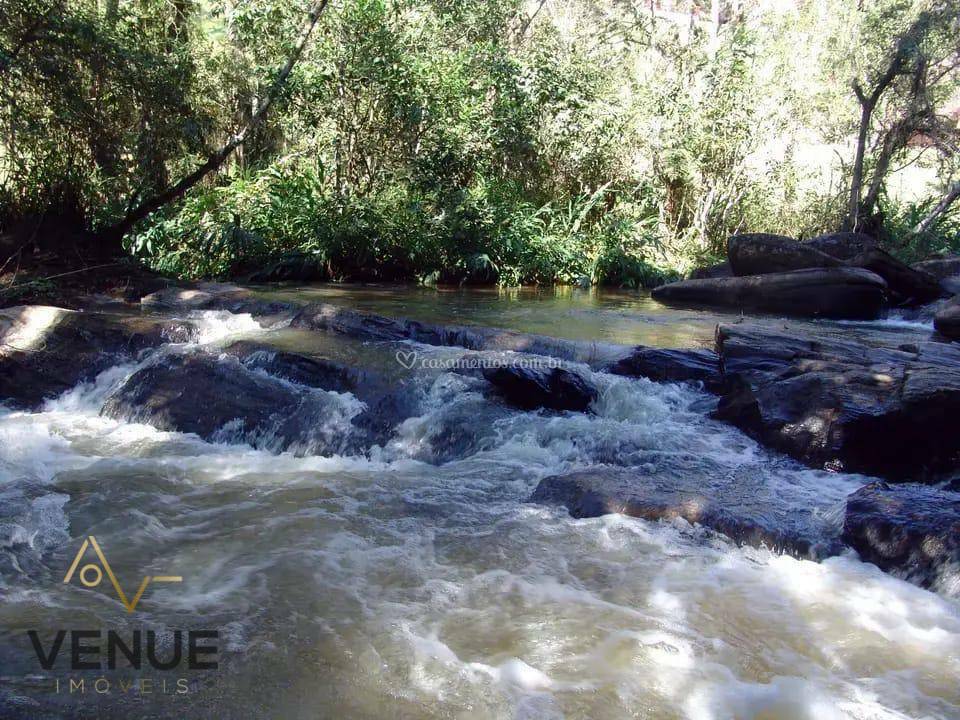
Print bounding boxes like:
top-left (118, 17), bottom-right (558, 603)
top-left (4, 0), bottom-right (960, 284)
top-left (878, 194), bottom-right (960, 264)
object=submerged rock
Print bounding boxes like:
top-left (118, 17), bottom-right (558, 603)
top-left (842, 482), bottom-right (960, 596)
top-left (102, 352), bottom-right (305, 441)
top-left (141, 282), bottom-right (295, 316)
top-left (608, 347), bottom-right (722, 389)
top-left (0, 305), bottom-right (190, 409)
top-left (291, 302), bottom-right (622, 365)
top-left (482, 366), bottom-right (597, 412)
top-left (529, 467), bottom-right (840, 559)
top-left (803, 231), bottom-right (878, 261)
top-left (224, 341), bottom-right (417, 447)
top-left (651, 267), bottom-right (887, 319)
top-left (101, 349), bottom-right (412, 455)
top-left (728, 233), bottom-right (842, 276)
top-left (713, 324), bottom-right (960, 480)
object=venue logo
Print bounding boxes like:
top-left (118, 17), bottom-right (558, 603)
top-left (63, 535), bottom-right (182, 613)
top-left (26, 536), bottom-right (218, 693)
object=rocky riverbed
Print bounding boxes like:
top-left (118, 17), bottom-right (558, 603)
top-left (1, 280), bottom-right (958, 718)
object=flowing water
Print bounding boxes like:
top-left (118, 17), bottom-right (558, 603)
top-left (0, 286), bottom-right (957, 720)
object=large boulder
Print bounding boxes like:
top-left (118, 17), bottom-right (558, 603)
top-left (847, 248), bottom-right (945, 305)
top-left (803, 231), bottom-right (878, 261)
top-left (935, 297), bottom-right (960, 341)
top-left (727, 233), bottom-right (843, 276)
top-left (651, 267), bottom-right (887, 320)
top-left (529, 468), bottom-right (841, 559)
top-left (842, 482), bottom-right (960, 596)
top-left (0, 306), bottom-right (190, 409)
top-left (713, 324), bottom-right (960, 480)
top-left (482, 366), bottom-right (597, 412)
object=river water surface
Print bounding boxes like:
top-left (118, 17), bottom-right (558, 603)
top-left (0, 286), bottom-right (957, 719)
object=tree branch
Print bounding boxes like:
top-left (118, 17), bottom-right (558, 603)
top-left (99, 0), bottom-right (330, 244)
top-left (913, 180), bottom-right (960, 235)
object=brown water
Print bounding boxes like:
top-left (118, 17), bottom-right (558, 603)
top-left (0, 288), bottom-right (956, 720)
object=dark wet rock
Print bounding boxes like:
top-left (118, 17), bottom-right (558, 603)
top-left (529, 468), bottom-right (839, 559)
top-left (224, 341), bottom-right (418, 447)
top-left (803, 231), bottom-right (878, 261)
top-left (847, 248), bottom-right (945, 305)
top-left (934, 297), bottom-right (960, 341)
top-left (842, 482), bottom-right (960, 596)
top-left (102, 352), bottom-right (304, 440)
top-left (713, 323), bottom-right (960, 480)
top-left (482, 366), bottom-right (597, 412)
top-left (651, 268), bottom-right (887, 320)
top-left (225, 341), bottom-right (360, 390)
top-left (912, 255), bottom-right (960, 280)
top-left (728, 233), bottom-right (843, 276)
top-left (0, 306), bottom-right (191, 409)
top-left (688, 261), bottom-right (732, 280)
top-left (246, 252), bottom-right (328, 283)
top-left (291, 302), bottom-right (623, 366)
top-left (609, 347), bottom-right (722, 390)
top-left (101, 350), bottom-right (411, 455)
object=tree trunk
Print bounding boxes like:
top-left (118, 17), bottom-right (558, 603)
top-left (913, 181), bottom-right (960, 235)
top-left (97, 0), bottom-right (330, 248)
top-left (845, 97), bottom-right (873, 232)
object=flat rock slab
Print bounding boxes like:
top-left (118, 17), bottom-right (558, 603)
top-left (610, 322), bottom-right (960, 481)
top-left (714, 324), bottom-right (960, 480)
top-left (141, 282), bottom-right (296, 316)
top-left (0, 306), bottom-right (191, 409)
top-left (651, 267), bottom-right (887, 319)
top-left (529, 467), bottom-right (843, 559)
top-left (843, 482), bottom-right (960, 596)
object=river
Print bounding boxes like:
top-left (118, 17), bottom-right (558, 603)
top-left (0, 285), bottom-right (957, 719)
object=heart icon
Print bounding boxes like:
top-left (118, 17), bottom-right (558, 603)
top-left (395, 350), bottom-right (418, 369)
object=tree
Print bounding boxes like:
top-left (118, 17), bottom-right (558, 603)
top-left (97, 0), bottom-right (330, 245)
top-left (845, 2), bottom-right (960, 233)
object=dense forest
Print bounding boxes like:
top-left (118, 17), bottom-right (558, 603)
top-left (2, 0), bottom-right (959, 287)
